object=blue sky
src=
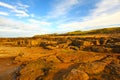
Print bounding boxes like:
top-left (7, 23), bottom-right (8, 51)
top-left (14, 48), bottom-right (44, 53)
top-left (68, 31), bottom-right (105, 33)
top-left (0, 0), bottom-right (120, 37)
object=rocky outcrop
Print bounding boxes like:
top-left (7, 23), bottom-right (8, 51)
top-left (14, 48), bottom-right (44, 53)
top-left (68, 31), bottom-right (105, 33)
top-left (64, 69), bottom-right (89, 80)
top-left (0, 36), bottom-right (120, 53)
top-left (13, 48), bottom-right (120, 80)
top-left (17, 59), bottom-right (47, 80)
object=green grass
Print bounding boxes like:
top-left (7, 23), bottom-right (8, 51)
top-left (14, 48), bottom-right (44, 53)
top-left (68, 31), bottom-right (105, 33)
top-left (64, 27), bottom-right (120, 36)
top-left (33, 27), bottom-right (120, 37)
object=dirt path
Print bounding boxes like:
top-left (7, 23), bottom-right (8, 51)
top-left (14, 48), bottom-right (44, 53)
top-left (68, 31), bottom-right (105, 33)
top-left (0, 58), bottom-right (20, 80)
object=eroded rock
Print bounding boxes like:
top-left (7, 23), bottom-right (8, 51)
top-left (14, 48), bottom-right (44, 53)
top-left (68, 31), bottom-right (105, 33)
top-left (64, 69), bottom-right (89, 80)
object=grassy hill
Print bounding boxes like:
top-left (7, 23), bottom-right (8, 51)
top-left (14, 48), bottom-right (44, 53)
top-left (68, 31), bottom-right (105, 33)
top-left (63, 27), bottom-right (120, 36)
top-left (33, 27), bottom-right (120, 37)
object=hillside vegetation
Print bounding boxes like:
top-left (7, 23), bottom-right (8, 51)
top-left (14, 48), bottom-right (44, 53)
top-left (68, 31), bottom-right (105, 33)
top-left (65, 27), bottom-right (120, 35)
top-left (33, 27), bottom-right (120, 37)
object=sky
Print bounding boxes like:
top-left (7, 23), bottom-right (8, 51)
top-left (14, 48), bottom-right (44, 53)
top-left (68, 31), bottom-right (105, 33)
top-left (0, 0), bottom-right (120, 37)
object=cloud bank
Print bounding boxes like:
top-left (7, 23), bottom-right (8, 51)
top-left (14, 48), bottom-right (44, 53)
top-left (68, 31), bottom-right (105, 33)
top-left (57, 0), bottom-right (120, 32)
top-left (47, 0), bottom-right (81, 19)
top-left (0, 17), bottom-right (51, 37)
top-left (0, 1), bottom-right (29, 17)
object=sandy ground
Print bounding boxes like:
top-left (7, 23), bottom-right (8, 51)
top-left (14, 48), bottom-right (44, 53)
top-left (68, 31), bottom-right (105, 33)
top-left (0, 47), bottom-right (33, 80)
top-left (0, 58), bottom-right (19, 80)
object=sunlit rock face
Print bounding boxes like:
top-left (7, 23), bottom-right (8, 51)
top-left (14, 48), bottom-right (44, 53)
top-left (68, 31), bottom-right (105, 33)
top-left (0, 36), bottom-right (120, 53)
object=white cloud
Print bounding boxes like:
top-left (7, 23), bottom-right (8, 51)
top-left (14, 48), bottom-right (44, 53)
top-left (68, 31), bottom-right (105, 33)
top-left (0, 17), bottom-right (52, 37)
top-left (47, 0), bottom-right (80, 18)
top-left (0, 12), bottom-right (9, 16)
top-left (59, 12), bottom-right (120, 31)
top-left (30, 14), bottom-right (35, 18)
top-left (14, 9), bottom-right (29, 17)
top-left (17, 3), bottom-right (29, 8)
top-left (0, 1), bottom-right (14, 9)
top-left (0, 1), bottom-right (29, 17)
top-left (92, 0), bottom-right (120, 16)
top-left (58, 0), bottom-right (120, 31)
top-left (28, 19), bottom-right (51, 26)
top-left (16, 3), bottom-right (29, 12)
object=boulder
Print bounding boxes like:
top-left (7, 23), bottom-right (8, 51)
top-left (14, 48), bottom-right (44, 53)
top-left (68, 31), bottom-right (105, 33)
top-left (78, 62), bottom-right (107, 74)
top-left (64, 69), bottom-right (89, 80)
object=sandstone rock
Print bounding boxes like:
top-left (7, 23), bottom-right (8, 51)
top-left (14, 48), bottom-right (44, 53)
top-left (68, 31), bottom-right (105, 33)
top-left (101, 63), bottom-right (120, 80)
top-left (56, 50), bottom-right (106, 63)
top-left (18, 59), bottom-right (48, 80)
top-left (75, 52), bottom-right (107, 63)
top-left (46, 46), bottom-right (56, 50)
top-left (112, 48), bottom-right (120, 53)
top-left (83, 41), bottom-right (93, 46)
top-left (78, 62), bottom-right (107, 74)
top-left (68, 46), bottom-right (79, 50)
top-left (69, 40), bottom-right (83, 48)
top-left (64, 69), bottom-right (89, 80)
top-left (99, 37), bottom-right (105, 45)
top-left (31, 39), bottom-right (40, 46)
top-left (45, 55), bottom-right (61, 63)
top-left (83, 46), bottom-right (110, 53)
